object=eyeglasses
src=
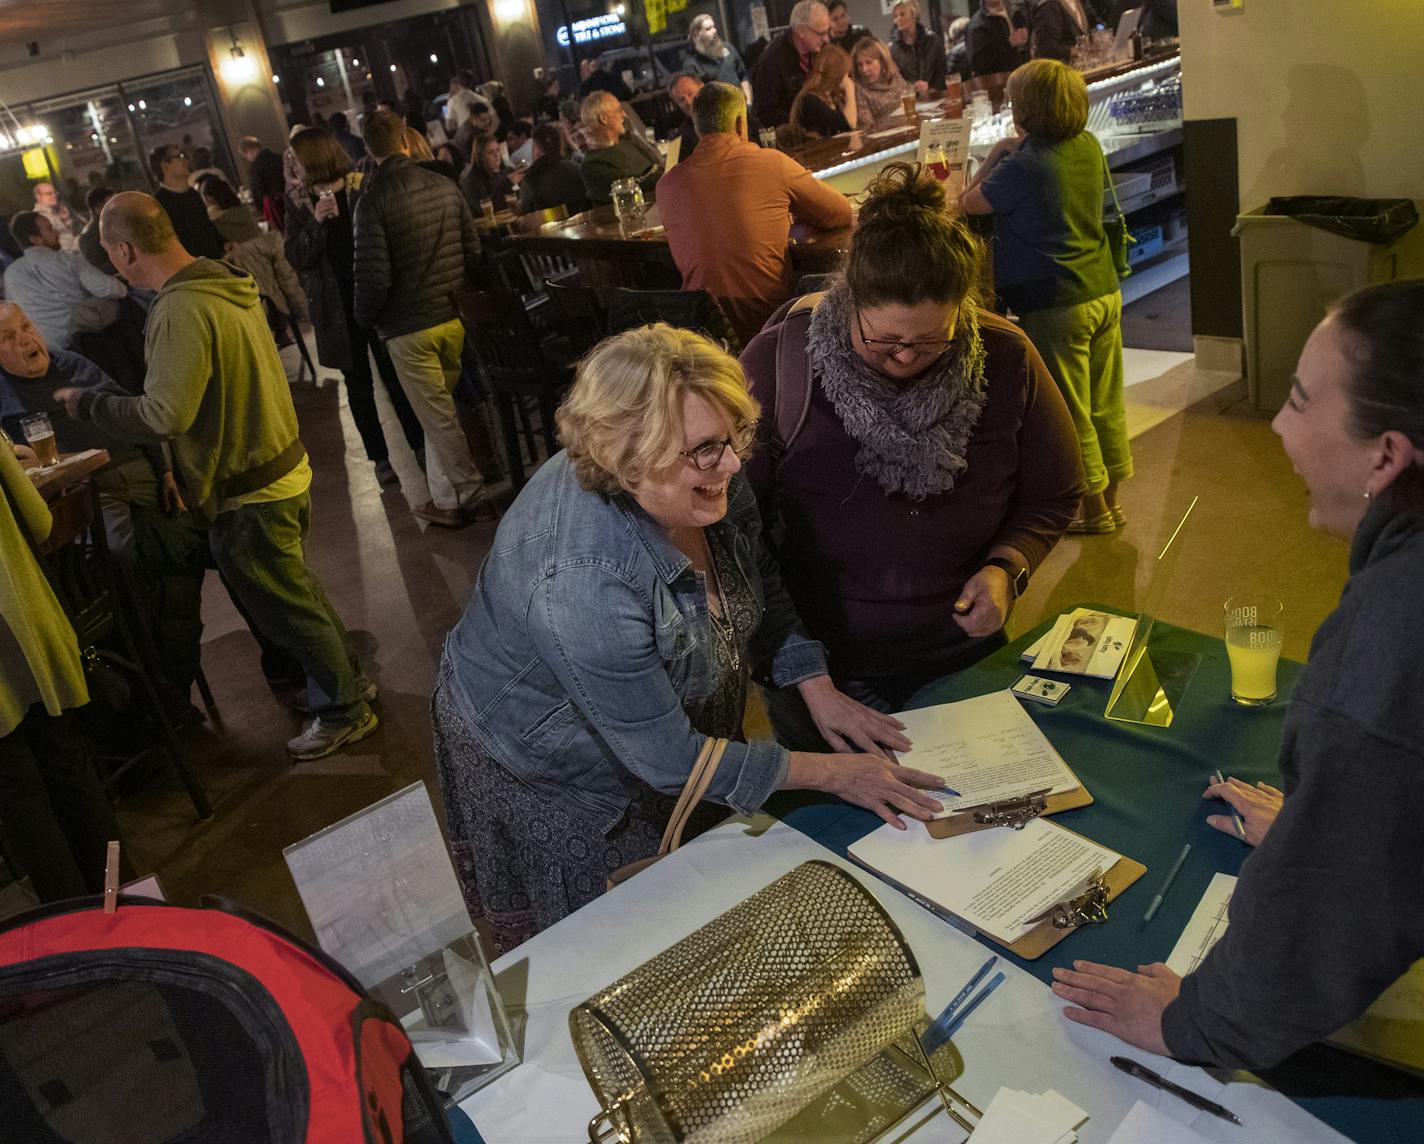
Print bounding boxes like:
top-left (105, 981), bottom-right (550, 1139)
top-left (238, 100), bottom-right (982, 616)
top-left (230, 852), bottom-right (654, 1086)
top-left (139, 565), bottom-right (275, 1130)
top-left (680, 420), bottom-right (758, 470)
top-left (855, 306), bottom-right (958, 359)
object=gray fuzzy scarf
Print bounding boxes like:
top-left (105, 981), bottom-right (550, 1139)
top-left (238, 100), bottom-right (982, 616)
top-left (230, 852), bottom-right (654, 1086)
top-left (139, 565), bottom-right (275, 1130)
top-left (807, 282), bottom-right (989, 500)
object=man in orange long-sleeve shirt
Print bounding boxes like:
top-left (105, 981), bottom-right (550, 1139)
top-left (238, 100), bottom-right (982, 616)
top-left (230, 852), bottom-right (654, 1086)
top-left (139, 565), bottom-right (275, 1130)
top-left (657, 82), bottom-right (853, 345)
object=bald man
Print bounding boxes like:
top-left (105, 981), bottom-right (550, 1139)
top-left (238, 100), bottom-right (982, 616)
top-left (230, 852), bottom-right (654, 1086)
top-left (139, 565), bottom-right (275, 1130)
top-left (53, 192), bottom-right (377, 761)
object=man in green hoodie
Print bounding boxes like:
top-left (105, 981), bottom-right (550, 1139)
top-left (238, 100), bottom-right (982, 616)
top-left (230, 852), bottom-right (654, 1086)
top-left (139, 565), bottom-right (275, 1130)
top-left (54, 192), bottom-right (377, 761)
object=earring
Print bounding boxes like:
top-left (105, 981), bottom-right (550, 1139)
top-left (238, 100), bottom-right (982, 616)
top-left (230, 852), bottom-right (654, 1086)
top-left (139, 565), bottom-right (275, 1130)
top-left (1363, 488), bottom-right (1373, 500)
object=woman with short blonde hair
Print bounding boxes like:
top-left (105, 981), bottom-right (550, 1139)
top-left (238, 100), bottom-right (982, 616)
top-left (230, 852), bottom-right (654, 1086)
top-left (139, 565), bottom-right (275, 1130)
top-left (1006, 56), bottom-right (1088, 141)
top-left (433, 323), bottom-right (940, 951)
top-left (850, 36), bottom-right (913, 126)
top-left (558, 324), bottom-right (758, 496)
top-left (961, 58), bottom-right (1130, 533)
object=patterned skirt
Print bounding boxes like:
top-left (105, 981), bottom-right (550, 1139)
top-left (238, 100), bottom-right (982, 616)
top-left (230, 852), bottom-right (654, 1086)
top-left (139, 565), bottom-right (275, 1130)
top-left (431, 676), bottom-right (725, 956)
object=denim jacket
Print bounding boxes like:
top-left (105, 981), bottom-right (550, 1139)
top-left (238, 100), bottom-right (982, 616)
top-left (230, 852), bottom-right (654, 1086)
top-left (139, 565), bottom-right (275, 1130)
top-left (440, 452), bottom-right (828, 831)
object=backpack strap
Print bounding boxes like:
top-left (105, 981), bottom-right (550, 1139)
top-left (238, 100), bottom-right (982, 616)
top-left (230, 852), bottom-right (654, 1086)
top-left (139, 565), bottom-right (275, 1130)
top-left (770, 291), bottom-right (824, 463)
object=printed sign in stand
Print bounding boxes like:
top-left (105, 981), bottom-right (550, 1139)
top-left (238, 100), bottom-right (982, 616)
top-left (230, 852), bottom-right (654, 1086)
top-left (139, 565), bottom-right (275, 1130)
top-left (916, 116), bottom-right (973, 200)
top-left (284, 782), bottom-right (521, 1101)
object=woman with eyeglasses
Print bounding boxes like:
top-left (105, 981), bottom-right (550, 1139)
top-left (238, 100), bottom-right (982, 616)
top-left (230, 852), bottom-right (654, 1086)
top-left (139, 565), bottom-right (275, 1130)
top-left (432, 323), bottom-right (941, 951)
top-left (741, 162), bottom-right (1083, 741)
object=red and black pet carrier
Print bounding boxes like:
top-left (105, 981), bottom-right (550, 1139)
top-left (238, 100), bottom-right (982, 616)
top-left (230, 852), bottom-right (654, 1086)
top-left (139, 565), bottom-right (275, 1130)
top-left (0, 895), bottom-right (457, 1144)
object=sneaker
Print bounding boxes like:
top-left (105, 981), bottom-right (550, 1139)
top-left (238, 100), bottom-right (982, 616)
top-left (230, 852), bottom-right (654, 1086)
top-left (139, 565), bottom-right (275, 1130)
top-left (411, 500), bottom-right (472, 529)
top-left (287, 709), bottom-right (379, 760)
top-left (373, 460), bottom-right (400, 488)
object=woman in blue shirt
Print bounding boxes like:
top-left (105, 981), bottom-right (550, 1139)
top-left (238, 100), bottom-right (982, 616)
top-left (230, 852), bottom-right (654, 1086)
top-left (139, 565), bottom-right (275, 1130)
top-left (962, 58), bottom-right (1130, 535)
top-left (433, 324), bottom-right (940, 951)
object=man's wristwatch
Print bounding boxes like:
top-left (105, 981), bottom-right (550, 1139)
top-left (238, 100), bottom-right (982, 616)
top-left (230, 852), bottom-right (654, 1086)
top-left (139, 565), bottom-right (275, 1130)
top-left (982, 557), bottom-right (1029, 598)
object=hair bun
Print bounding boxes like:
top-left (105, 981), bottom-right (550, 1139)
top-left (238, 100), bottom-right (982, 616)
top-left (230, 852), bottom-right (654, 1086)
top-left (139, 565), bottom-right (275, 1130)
top-left (857, 161), bottom-right (946, 226)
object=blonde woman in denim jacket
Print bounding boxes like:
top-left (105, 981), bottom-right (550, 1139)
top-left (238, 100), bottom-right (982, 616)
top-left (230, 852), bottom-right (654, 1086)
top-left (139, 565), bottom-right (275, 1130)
top-left (433, 324), bottom-right (940, 952)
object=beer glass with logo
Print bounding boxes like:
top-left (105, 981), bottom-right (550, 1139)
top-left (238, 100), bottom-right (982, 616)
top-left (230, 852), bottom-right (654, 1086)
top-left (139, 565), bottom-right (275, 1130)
top-left (20, 412), bottom-right (59, 468)
top-left (1223, 595), bottom-right (1283, 705)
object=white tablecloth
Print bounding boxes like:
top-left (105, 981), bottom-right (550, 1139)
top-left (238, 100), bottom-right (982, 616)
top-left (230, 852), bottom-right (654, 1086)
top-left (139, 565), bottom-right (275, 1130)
top-left (460, 817), bottom-right (1346, 1144)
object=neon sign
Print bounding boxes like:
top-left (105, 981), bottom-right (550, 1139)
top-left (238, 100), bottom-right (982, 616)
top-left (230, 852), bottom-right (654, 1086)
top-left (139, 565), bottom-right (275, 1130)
top-left (556, 13), bottom-right (627, 46)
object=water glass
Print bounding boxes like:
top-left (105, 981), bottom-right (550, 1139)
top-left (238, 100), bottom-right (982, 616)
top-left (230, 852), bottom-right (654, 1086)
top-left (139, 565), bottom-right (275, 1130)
top-left (610, 178), bottom-right (645, 232)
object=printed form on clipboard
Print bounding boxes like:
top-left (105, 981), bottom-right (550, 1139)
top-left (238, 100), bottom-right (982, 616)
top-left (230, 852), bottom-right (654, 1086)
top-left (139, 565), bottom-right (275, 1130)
top-left (891, 691), bottom-right (1093, 839)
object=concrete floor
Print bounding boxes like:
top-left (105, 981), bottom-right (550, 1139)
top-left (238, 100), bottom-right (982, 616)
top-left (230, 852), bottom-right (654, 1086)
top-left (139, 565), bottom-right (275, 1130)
top-left (95, 337), bottom-right (1347, 943)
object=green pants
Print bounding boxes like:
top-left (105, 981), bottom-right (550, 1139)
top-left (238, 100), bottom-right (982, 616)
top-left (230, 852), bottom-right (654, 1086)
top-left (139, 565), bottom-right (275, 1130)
top-left (1018, 292), bottom-right (1133, 495)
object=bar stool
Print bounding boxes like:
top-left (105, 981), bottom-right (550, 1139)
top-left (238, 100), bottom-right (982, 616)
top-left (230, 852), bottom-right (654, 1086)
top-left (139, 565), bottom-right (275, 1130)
top-left (457, 287), bottom-right (577, 491)
top-left (33, 482), bottom-right (212, 821)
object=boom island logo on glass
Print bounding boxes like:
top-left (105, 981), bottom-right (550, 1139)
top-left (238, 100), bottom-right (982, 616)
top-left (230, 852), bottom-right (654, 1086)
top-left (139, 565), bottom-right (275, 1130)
top-left (557, 13), bottom-right (627, 46)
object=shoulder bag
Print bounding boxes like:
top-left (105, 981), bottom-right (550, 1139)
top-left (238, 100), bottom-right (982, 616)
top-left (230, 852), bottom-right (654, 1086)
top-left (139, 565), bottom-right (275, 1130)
top-left (606, 737), bottom-right (730, 889)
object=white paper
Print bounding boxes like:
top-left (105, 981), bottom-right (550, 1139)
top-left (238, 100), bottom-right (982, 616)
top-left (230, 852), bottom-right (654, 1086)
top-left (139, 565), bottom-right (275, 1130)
top-left (284, 782), bottom-right (473, 988)
top-left (849, 817), bottom-right (1121, 945)
top-left (1104, 1099), bottom-right (1212, 1144)
top-left (1032, 609), bottom-right (1138, 678)
top-left (1166, 872), bottom-right (1236, 976)
top-left (892, 691), bottom-right (1079, 816)
top-left (972, 1087), bottom-right (1089, 1144)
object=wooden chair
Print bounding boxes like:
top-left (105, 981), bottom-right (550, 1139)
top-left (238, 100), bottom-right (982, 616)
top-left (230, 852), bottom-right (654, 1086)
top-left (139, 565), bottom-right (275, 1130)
top-left (457, 287), bottom-right (577, 491)
top-left (603, 288), bottom-right (742, 353)
top-left (34, 482), bottom-right (212, 820)
top-left (543, 280), bottom-right (609, 357)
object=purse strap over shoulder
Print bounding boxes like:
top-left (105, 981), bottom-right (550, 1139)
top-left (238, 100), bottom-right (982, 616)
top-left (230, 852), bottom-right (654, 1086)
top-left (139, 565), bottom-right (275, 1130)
top-left (657, 737), bottom-right (730, 858)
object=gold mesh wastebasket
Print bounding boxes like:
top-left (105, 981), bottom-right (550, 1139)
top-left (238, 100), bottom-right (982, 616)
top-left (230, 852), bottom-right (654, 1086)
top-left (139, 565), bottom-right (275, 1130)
top-left (570, 861), bottom-right (929, 1143)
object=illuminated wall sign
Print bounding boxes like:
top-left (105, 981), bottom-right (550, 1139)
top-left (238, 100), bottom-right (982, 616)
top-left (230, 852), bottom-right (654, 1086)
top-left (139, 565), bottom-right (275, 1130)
top-left (556, 13), bottom-right (627, 46)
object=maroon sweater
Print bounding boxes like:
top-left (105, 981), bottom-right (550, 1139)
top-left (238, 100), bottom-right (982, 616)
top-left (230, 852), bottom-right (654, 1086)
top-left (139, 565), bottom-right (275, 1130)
top-left (742, 305), bottom-right (1084, 678)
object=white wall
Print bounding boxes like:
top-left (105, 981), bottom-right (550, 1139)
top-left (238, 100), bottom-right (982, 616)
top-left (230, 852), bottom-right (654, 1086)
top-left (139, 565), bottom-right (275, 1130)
top-left (1179, 0), bottom-right (1424, 208)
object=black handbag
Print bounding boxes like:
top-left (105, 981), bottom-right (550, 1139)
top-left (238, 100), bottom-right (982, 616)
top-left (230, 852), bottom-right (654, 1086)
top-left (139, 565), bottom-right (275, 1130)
top-left (1103, 153), bottom-right (1135, 280)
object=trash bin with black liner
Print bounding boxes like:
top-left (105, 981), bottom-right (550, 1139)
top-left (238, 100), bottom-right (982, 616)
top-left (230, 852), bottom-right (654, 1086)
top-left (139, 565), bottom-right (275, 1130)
top-left (1233, 196), bottom-right (1420, 411)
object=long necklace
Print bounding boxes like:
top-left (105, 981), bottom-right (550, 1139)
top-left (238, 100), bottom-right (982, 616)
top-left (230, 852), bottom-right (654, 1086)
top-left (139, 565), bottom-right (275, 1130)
top-left (701, 534), bottom-right (741, 674)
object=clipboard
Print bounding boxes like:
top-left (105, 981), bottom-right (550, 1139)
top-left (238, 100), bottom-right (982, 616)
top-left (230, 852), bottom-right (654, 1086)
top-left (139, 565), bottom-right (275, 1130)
top-left (848, 822), bottom-right (1146, 961)
top-left (925, 754), bottom-right (1095, 840)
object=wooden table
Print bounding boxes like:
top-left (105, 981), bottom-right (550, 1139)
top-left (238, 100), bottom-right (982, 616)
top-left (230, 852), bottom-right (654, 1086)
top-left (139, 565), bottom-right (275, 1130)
top-left (27, 449), bottom-right (110, 503)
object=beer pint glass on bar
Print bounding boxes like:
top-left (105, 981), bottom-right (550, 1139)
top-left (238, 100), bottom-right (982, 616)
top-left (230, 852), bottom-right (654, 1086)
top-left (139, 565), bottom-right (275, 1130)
top-left (901, 92), bottom-right (917, 119)
top-left (1223, 595), bottom-right (1283, 705)
top-left (20, 412), bottom-right (59, 468)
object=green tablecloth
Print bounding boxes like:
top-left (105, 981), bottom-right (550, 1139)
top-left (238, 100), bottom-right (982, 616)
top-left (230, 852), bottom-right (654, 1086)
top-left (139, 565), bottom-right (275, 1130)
top-left (771, 608), bottom-right (1424, 1143)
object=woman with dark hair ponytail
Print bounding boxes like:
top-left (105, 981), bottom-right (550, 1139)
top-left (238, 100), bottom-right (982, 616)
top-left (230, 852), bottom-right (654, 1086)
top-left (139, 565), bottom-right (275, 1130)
top-left (1056, 279), bottom-right (1424, 1073)
top-left (740, 161), bottom-right (1083, 739)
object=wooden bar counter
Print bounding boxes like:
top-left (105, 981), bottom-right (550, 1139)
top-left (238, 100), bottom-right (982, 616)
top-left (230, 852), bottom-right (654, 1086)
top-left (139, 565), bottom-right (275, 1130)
top-left (504, 48), bottom-right (1179, 291)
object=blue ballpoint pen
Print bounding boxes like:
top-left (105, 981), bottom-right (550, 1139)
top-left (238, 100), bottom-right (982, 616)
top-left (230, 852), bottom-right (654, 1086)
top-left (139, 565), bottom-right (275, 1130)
top-left (923, 956), bottom-right (1001, 1052)
top-left (1211, 770), bottom-right (1247, 841)
top-left (936, 971), bottom-right (1006, 1047)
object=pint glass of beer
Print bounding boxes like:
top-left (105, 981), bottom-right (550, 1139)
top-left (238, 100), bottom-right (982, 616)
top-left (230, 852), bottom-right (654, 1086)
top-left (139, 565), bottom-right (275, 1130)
top-left (1223, 595), bottom-right (1283, 705)
top-left (20, 412), bottom-right (59, 468)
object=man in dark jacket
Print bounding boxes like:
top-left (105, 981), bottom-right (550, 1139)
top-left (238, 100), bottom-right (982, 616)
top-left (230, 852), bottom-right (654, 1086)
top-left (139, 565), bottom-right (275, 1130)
top-left (889, 0), bottom-right (948, 93)
top-left (750, 0), bottom-right (832, 128)
top-left (240, 136), bottom-right (288, 225)
top-left (149, 145), bottom-right (224, 258)
top-left (1030, 0), bottom-right (1089, 62)
top-left (968, 0), bottom-right (1030, 77)
top-left (353, 110), bottom-right (487, 528)
top-left (516, 124), bottom-right (590, 216)
top-left (827, 0), bottom-right (869, 54)
top-left (682, 13), bottom-right (752, 99)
